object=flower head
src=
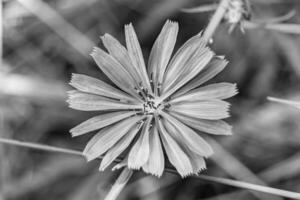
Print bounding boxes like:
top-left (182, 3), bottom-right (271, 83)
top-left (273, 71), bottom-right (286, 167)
top-left (67, 20), bottom-right (237, 177)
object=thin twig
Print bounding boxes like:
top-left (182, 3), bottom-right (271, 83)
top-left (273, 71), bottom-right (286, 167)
top-left (0, 138), bottom-right (83, 157)
top-left (202, 0), bottom-right (231, 43)
top-left (181, 4), bottom-right (218, 13)
top-left (1, 137), bottom-right (300, 199)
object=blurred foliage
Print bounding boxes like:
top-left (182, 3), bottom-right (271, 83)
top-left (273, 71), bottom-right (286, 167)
top-left (2, 0), bottom-right (300, 199)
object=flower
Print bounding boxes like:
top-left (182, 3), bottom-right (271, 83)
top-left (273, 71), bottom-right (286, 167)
top-left (67, 20), bottom-right (237, 177)
top-left (224, 0), bottom-right (252, 33)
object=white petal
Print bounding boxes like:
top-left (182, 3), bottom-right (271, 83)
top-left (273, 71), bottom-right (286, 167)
top-left (91, 47), bottom-right (141, 100)
top-left (128, 116), bottom-right (153, 169)
top-left (173, 56), bottom-right (228, 97)
top-left (99, 121), bottom-right (143, 171)
top-left (148, 20), bottom-right (178, 95)
top-left (70, 73), bottom-right (135, 102)
top-left (70, 111), bottom-right (137, 137)
top-left (101, 34), bottom-right (141, 86)
top-left (156, 116), bottom-right (193, 177)
top-left (162, 35), bottom-right (205, 86)
top-left (125, 23), bottom-right (152, 94)
top-left (83, 115), bottom-right (144, 161)
top-left (169, 100), bottom-right (230, 120)
top-left (170, 83), bottom-right (238, 103)
top-left (161, 42), bottom-right (214, 100)
top-left (170, 112), bottom-right (232, 135)
top-left (161, 112), bottom-right (213, 157)
top-left (67, 90), bottom-right (142, 111)
top-left (142, 126), bottom-right (165, 177)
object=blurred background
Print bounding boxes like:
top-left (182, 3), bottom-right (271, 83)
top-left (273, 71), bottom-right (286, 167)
top-left (2, 0), bottom-right (300, 199)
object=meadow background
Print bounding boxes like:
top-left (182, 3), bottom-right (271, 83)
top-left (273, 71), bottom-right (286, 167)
top-left (2, 0), bottom-right (300, 199)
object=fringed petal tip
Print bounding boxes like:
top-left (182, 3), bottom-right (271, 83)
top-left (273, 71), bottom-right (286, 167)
top-left (90, 47), bottom-right (100, 57)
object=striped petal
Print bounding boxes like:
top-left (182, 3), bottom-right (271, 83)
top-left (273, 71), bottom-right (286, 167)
top-left (161, 119), bottom-right (206, 173)
top-left (101, 34), bottom-right (141, 86)
top-left (99, 121), bottom-right (143, 171)
top-left (162, 35), bottom-right (205, 87)
top-left (156, 116), bottom-right (193, 177)
top-left (161, 112), bottom-right (213, 157)
top-left (70, 73), bottom-right (135, 102)
top-left (142, 126), bottom-right (165, 177)
top-left (70, 111), bottom-right (137, 137)
top-left (128, 116), bottom-right (153, 169)
top-left (161, 42), bottom-right (214, 100)
top-left (148, 20), bottom-right (178, 95)
top-left (173, 56), bottom-right (228, 98)
top-left (169, 100), bottom-right (230, 120)
top-left (67, 90), bottom-right (142, 111)
top-left (170, 83), bottom-right (238, 103)
top-left (125, 23), bottom-right (152, 93)
top-left (170, 112), bottom-right (232, 135)
top-left (83, 115), bottom-right (144, 161)
top-left (91, 47), bottom-right (141, 100)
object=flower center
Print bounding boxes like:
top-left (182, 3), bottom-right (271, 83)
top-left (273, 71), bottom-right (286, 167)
top-left (143, 96), bottom-right (162, 114)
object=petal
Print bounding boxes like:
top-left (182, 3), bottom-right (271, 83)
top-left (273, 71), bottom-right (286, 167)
top-left (173, 56), bottom-right (228, 98)
top-left (170, 112), bottom-right (232, 135)
top-left (169, 100), bottom-right (230, 120)
top-left (161, 112), bottom-right (213, 157)
top-left (70, 111), bottom-right (137, 137)
top-left (161, 41), bottom-right (214, 100)
top-left (101, 34), bottom-right (141, 86)
top-left (125, 23), bottom-right (152, 93)
top-left (148, 20), bottom-right (178, 95)
top-left (91, 47), bottom-right (141, 100)
top-left (99, 121), bottom-right (143, 171)
top-left (156, 116), bottom-right (193, 177)
top-left (83, 115), bottom-right (144, 161)
top-left (70, 73), bottom-right (136, 102)
top-left (186, 150), bottom-right (206, 174)
top-left (170, 83), bottom-right (238, 103)
top-left (128, 116), bottom-right (153, 169)
top-left (67, 90), bottom-right (142, 111)
top-left (142, 126), bottom-right (165, 177)
top-left (161, 115), bottom-right (206, 174)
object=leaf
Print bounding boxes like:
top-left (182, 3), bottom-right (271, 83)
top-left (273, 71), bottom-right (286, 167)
top-left (173, 56), bottom-right (228, 98)
top-left (91, 47), bottom-right (141, 100)
top-left (170, 83), bottom-right (238, 103)
top-left (169, 100), bottom-right (230, 120)
top-left (128, 116), bottom-right (153, 169)
top-left (170, 112), bottom-right (232, 135)
top-left (161, 41), bottom-right (214, 100)
top-left (161, 112), bottom-right (213, 157)
top-left (67, 90), bottom-right (142, 111)
top-left (99, 121), bottom-right (143, 171)
top-left (101, 34), bottom-right (141, 87)
top-left (125, 23), bottom-right (152, 94)
top-left (148, 20), bottom-right (178, 95)
top-left (156, 116), bottom-right (193, 177)
top-left (83, 115), bottom-right (144, 161)
top-left (70, 111), bottom-right (137, 137)
top-left (70, 73), bottom-right (136, 102)
top-left (142, 126), bottom-right (165, 177)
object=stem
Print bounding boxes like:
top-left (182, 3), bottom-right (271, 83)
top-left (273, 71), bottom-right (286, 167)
top-left (104, 168), bottom-right (133, 200)
top-left (1, 137), bottom-right (300, 199)
top-left (202, 0), bottom-right (231, 43)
